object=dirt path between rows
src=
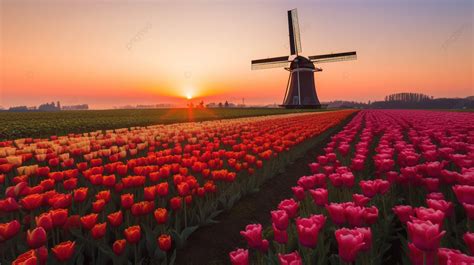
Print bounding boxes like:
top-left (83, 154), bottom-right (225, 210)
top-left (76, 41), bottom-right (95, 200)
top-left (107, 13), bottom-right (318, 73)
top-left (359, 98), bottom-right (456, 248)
top-left (175, 114), bottom-right (355, 265)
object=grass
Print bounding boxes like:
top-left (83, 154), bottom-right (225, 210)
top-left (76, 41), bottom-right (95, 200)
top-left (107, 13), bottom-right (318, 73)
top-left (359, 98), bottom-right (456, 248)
top-left (0, 108), bottom-right (330, 140)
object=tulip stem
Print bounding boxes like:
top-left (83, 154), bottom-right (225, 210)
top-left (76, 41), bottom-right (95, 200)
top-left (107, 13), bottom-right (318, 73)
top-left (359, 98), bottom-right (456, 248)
top-left (423, 251), bottom-right (427, 265)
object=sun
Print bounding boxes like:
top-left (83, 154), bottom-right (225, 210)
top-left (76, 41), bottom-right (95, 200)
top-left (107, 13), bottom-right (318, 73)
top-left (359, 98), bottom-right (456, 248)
top-left (186, 93), bottom-right (193, 100)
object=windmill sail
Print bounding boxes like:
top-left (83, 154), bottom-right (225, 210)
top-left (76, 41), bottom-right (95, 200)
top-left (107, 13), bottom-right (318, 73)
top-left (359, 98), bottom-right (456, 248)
top-left (251, 56), bottom-right (289, 70)
top-left (309, 51), bottom-right (357, 64)
top-left (288, 9), bottom-right (302, 55)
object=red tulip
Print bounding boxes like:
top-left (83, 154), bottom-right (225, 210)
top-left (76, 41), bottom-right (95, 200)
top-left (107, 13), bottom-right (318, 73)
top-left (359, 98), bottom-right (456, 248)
top-left (26, 227), bottom-right (47, 248)
top-left (363, 206), bottom-right (379, 225)
top-left (170, 196), bottom-right (182, 210)
top-left (157, 234), bottom-right (172, 251)
top-left (102, 174), bottom-right (116, 187)
top-left (229, 248), bottom-right (249, 265)
top-left (154, 208), bottom-right (168, 224)
top-left (277, 199), bottom-right (299, 218)
top-left (36, 212), bottom-right (53, 230)
top-left (177, 182), bottom-right (190, 197)
top-left (91, 222), bottom-right (107, 239)
top-left (113, 239), bottom-right (126, 255)
top-left (124, 225), bottom-right (141, 244)
top-left (64, 214), bottom-right (81, 230)
top-left (393, 205), bottom-right (413, 223)
top-left (0, 220), bottom-right (21, 241)
top-left (95, 190), bottom-right (111, 203)
top-left (12, 249), bottom-right (37, 265)
top-left (48, 193), bottom-right (72, 209)
top-left (407, 219), bottom-right (445, 251)
top-left (50, 208), bottom-right (68, 227)
top-left (144, 186), bottom-right (156, 201)
top-left (73, 187), bottom-right (88, 202)
top-left (0, 197), bottom-right (20, 212)
top-left (107, 211), bottom-right (123, 227)
top-left (309, 188), bottom-right (328, 206)
top-left (20, 193), bottom-right (43, 211)
top-left (335, 228), bottom-right (366, 263)
top-left (63, 178), bottom-right (78, 190)
top-left (271, 210), bottom-right (289, 230)
top-left (92, 199), bottom-right (106, 213)
top-left (52, 241), bottom-right (76, 261)
top-left (295, 214), bottom-right (325, 248)
top-left (278, 251), bottom-right (302, 265)
top-left (463, 232), bottom-right (474, 255)
top-left (80, 213), bottom-right (98, 230)
top-left (156, 182), bottom-right (169, 197)
top-left (121, 193), bottom-right (134, 209)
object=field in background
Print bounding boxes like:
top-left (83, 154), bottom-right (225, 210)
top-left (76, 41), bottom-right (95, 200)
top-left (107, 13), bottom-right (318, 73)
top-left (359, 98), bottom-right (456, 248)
top-left (0, 108), bottom-right (330, 140)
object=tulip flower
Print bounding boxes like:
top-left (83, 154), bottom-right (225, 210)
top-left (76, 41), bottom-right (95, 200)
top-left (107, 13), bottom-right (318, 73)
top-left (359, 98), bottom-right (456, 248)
top-left (240, 224), bottom-right (265, 249)
top-left (309, 188), bottom-right (328, 206)
top-left (229, 248), bottom-right (249, 265)
top-left (73, 187), bottom-right (88, 202)
top-left (407, 219), bottom-right (445, 251)
top-left (272, 224), bottom-right (288, 244)
top-left (170, 196), bottom-right (182, 210)
top-left (452, 185), bottom-right (474, 204)
top-left (50, 208), bottom-right (68, 227)
top-left (20, 194), bottom-right (43, 211)
top-left (107, 211), bottom-right (123, 227)
top-left (26, 227), bottom-right (47, 248)
top-left (278, 199), bottom-right (299, 218)
top-left (335, 228), bottom-right (366, 263)
top-left (36, 212), bottom-right (53, 231)
top-left (157, 234), bottom-right (172, 251)
top-left (113, 239), bottom-right (126, 256)
top-left (291, 186), bottom-right (305, 201)
top-left (12, 250), bottom-right (37, 265)
top-left (352, 193), bottom-right (370, 206)
top-left (426, 199), bottom-right (453, 217)
top-left (154, 208), bottom-right (168, 224)
top-left (91, 222), bottom-right (107, 239)
top-left (407, 242), bottom-right (436, 265)
top-left (271, 210), bottom-right (289, 230)
top-left (121, 193), bottom-right (134, 209)
top-left (464, 232), bottom-right (474, 255)
top-left (92, 199), bottom-right (106, 213)
top-left (0, 220), bottom-right (21, 241)
top-left (462, 203), bottom-right (474, 220)
top-left (414, 207), bottom-right (445, 225)
top-left (393, 205), bottom-right (413, 223)
top-left (326, 203), bottom-right (346, 226)
top-left (295, 214), bottom-right (325, 248)
top-left (124, 225), bottom-right (141, 244)
top-left (52, 241), bottom-right (76, 261)
top-left (356, 227), bottom-right (372, 251)
top-left (80, 213), bottom-right (98, 230)
top-left (278, 251), bottom-right (303, 265)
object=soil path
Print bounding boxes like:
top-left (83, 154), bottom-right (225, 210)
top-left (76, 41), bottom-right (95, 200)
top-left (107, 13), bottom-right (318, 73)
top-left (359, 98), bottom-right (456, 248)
top-left (175, 114), bottom-right (354, 265)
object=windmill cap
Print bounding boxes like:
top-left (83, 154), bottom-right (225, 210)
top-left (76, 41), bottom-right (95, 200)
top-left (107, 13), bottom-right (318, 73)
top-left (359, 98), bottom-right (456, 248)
top-left (290, 56), bottom-right (315, 69)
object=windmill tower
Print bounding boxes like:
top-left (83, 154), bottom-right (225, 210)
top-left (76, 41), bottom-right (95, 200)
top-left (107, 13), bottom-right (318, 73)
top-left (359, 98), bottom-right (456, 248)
top-left (251, 9), bottom-right (357, 109)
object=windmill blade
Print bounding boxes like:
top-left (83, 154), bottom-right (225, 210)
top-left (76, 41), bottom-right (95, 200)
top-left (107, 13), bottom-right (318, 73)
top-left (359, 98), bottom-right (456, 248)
top-left (309, 51), bottom-right (357, 64)
top-left (287, 9), bottom-right (302, 55)
top-left (251, 56), bottom-right (289, 70)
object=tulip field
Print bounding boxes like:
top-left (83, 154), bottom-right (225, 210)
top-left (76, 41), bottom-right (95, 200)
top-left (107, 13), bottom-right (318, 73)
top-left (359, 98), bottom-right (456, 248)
top-left (230, 110), bottom-right (474, 265)
top-left (0, 110), bottom-right (356, 264)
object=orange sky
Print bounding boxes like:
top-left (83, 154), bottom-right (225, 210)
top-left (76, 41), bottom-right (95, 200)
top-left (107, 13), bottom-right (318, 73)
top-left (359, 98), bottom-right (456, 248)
top-left (1, 0), bottom-right (472, 109)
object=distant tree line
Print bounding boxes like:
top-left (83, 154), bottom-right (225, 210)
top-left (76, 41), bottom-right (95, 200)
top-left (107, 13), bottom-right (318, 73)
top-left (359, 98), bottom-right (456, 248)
top-left (384, 93), bottom-right (433, 102)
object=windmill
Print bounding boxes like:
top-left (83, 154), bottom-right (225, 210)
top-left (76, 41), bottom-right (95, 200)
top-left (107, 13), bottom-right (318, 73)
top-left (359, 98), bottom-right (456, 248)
top-left (251, 9), bottom-right (357, 108)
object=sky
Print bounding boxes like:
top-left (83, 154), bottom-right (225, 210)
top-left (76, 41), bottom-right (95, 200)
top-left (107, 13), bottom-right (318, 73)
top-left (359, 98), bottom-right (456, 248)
top-left (1, 0), bottom-right (472, 109)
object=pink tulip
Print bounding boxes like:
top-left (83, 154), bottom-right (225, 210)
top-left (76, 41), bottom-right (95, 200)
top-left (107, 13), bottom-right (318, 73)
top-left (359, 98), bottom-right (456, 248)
top-left (309, 188), bottom-right (328, 206)
top-left (240, 224), bottom-right (266, 251)
top-left (295, 214), bottom-right (325, 248)
top-left (335, 228), bottom-right (366, 262)
top-left (463, 232), bottom-right (474, 255)
top-left (271, 210), bottom-right (289, 230)
top-left (393, 205), bottom-right (413, 223)
top-left (272, 224), bottom-right (288, 244)
top-left (229, 248), bottom-right (248, 265)
top-left (407, 219), bottom-right (445, 251)
top-left (278, 251), bottom-right (302, 265)
top-left (278, 199), bottom-right (299, 218)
